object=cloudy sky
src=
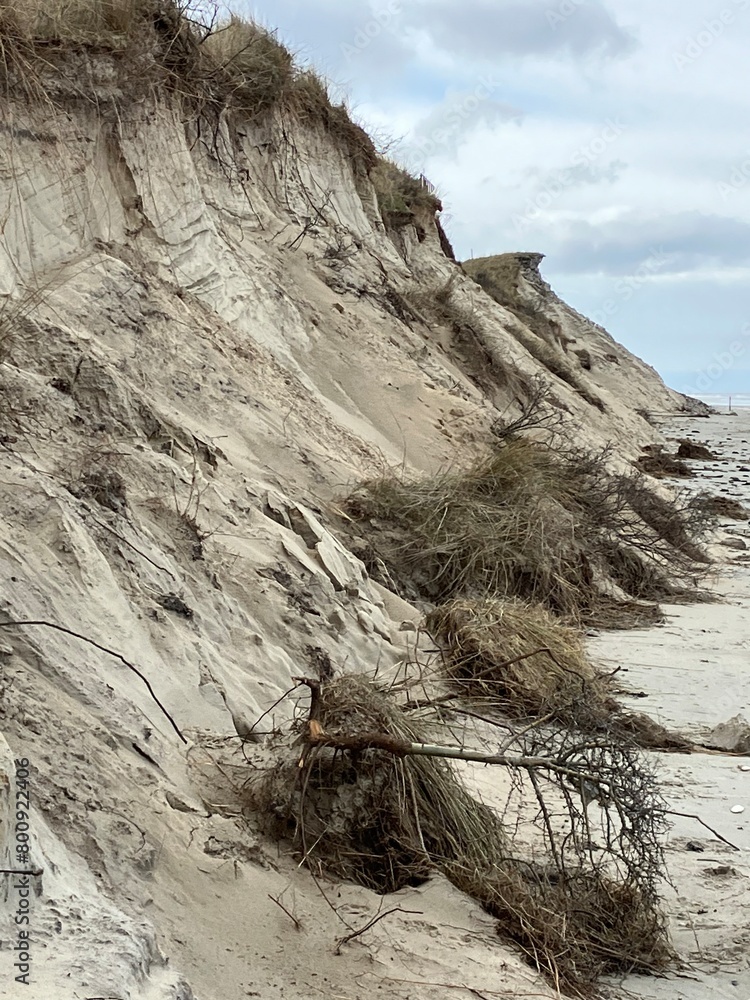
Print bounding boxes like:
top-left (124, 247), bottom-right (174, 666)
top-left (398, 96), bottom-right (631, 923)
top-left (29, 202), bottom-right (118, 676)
top-left (238, 0), bottom-right (750, 397)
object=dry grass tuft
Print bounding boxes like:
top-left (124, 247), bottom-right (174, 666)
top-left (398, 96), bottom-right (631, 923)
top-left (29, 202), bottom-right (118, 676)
top-left (481, 863), bottom-right (671, 992)
top-left (0, 0), bottom-right (161, 45)
top-left (198, 15), bottom-right (294, 118)
top-left (252, 674), bottom-right (673, 994)
top-left (347, 439), bottom-right (587, 614)
top-left (426, 598), bottom-right (616, 726)
top-left (426, 597), bottom-right (691, 749)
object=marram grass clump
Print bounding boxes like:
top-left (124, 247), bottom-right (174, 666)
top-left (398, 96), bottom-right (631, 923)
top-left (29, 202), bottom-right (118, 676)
top-left (426, 597), bottom-right (616, 725)
top-left (371, 158), bottom-right (442, 229)
top-left (251, 674), bottom-right (672, 995)
top-left (426, 596), bottom-right (691, 749)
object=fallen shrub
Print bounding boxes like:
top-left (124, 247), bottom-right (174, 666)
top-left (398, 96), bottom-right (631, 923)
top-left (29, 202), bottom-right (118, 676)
top-left (345, 439), bottom-right (710, 621)
top-left (252, 674), bottom-right (672, 994)
top-left (676, 438), bottom-right (718, 461)
top-left (636, 445), bottom-right (693, 479)
top-left (701, 495), bottom-right (750, 520)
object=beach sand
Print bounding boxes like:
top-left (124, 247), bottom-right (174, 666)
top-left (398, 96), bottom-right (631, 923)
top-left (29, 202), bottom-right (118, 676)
top-left (596, 411), bottom-right (750, 999)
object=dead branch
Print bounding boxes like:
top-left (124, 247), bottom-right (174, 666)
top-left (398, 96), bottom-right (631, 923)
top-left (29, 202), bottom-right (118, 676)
top-left (334, 906), bottom-right (422, 954)
top-left (295, 679), bottom-right (612, 791)
top-left (666, 810), bottom-right (740, 851)
top-left (268, 892), bottom-right (303, 931)
top-left (0, 620), bottom-right (186, 744)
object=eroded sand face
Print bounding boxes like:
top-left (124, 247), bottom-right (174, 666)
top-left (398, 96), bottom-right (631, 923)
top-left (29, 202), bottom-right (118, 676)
top-left (596, 411), bottom-right (750, 1000)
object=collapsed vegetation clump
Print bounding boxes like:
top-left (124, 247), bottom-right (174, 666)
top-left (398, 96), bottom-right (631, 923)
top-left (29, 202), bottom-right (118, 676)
top-left (426, 597), bottom-right (691, 749)
top-left (675, 438), bottom-right (718, 461)
top-left (701, 494), bottom-right (750, 520)
top-left (257, 674), bottom-right (503, 893)
top-left (426, 598), bottom-right (616, 725)
top-left (253, 674), bottom-right (672, 994)
top-left (636, 444), bottom-right (693, 479)
top-left (345, 438), bottom-right (711, 622)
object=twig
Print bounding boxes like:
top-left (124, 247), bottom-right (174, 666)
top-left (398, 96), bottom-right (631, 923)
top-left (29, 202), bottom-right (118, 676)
top-left (247, 682), bottom-right (303, 738)
top-left (0, 868), bottom-right (43, 876)
top-left (0, 620), bottom-right (186, 744)
top-left (89, 515), bottom-right (177, 579)
top-left (334, 906), bottom-right (422, 954)
top-left (268, 892), bottom-right (303, 931)
top-left (667, 810), bottom-right (741, 851)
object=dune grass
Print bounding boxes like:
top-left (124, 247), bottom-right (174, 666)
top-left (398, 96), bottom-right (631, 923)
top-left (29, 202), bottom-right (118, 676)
top-left (426, 598), bottom-right (616, 725)
top-left (371, 158), bottom-right (442, 229)
top-left (0, 1), bottom-right (378, 168)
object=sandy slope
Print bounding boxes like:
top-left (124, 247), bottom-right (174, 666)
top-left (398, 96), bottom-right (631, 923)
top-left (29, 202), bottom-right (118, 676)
top-left (0, 73), bottom-right (737, 1000)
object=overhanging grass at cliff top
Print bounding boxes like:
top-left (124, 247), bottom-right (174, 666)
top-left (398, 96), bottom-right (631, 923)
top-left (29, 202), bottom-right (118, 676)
top-left (0, 1), bottom-right (378, 169)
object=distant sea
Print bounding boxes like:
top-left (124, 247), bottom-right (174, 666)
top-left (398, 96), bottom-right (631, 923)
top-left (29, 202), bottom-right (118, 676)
top-left (691, 393), bottom-right (750, 409)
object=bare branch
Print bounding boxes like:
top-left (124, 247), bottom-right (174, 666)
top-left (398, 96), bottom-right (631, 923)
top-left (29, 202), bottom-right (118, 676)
top-left (335, 906), bottom-right (422, 954)
top-left (0, 620), bottom-right (186, 744)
